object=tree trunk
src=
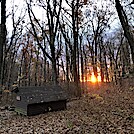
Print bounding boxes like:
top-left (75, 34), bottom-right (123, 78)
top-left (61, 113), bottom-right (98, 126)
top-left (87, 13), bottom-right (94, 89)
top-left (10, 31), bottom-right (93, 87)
top-left (72, 8), bottom-right (78, 85)
top-left (34, 47), bottom-right (39, 86)
top-left (94, 38), bottom-right (98, 79)
top-left (47, 61), bottom-right (50, 82)
top-left (0, 0), bottom-right (6, 85)
top-left (115, 0), bottom-right (134, 64)
top-left (99, 44), bottom-right (104, 82)
top-left (51, 59), bottom-right (58, 85)
top-left (65, 42), bottom-right (69, 82)
top-left (80, 35), bottom-right (84, 82)
top-left (104, 50), bottom-right (109, 82)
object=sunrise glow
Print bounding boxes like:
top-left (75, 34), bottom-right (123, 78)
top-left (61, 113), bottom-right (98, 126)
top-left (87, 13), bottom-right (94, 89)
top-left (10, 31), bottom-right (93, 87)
top-left (91, 73), bottom-right (97, 83)
top-left (80, 69), bottom-right (102, 83)
top-left (97, 73), bottom-right (101, 82)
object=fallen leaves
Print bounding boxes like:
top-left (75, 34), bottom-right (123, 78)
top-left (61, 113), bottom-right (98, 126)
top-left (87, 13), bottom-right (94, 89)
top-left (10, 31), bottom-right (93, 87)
top-left (129, 86), bottom-right (134, 91)
top-left (0, 80), bottom-right (134, 133)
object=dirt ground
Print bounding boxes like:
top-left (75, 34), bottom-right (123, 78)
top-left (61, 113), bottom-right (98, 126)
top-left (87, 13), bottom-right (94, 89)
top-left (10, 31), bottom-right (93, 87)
top-left (0, 78), bottom-right (134, 134)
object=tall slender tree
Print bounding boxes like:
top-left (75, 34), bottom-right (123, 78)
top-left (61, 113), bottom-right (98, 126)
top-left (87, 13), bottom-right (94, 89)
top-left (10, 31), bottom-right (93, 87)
top-left (115, 0), bottom-right (134, 65)
top-left (0, 0), bottom-right (6, 85)
top-left (27, 0), bottom-right (63, 85)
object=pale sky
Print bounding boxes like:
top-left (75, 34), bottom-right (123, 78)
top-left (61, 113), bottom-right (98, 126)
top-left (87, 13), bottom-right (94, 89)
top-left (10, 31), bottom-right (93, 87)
top-left (1, 0), bottom-right (126, 34)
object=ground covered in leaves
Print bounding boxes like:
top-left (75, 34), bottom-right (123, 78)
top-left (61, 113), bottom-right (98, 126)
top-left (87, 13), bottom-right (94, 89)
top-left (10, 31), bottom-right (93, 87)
top-left (0, 80), bottom-right (134, 134)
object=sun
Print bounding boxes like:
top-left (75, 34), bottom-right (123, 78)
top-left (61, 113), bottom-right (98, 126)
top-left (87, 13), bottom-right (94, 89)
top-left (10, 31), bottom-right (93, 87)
top-left (91, 73), bottom-right (97, 83)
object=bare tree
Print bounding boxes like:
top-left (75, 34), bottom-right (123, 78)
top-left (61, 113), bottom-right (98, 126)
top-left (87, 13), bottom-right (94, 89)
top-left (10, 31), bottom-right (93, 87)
top-left (26, 0), bottom-right (63, 85)
top-left (0, 0), bottom-right (6, 85)
top-left (3, 3), bottom-right (25, 86)
top-left (115, 0), bottom-right (134, 65)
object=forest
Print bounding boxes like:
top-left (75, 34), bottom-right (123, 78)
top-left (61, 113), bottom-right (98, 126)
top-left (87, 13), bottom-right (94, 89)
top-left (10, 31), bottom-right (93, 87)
top-left (0, 0), bottom-right (134, 133)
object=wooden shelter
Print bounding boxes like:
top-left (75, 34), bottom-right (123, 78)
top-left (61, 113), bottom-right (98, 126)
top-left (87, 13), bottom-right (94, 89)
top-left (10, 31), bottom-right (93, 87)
top-left (14, 85), bottom-right (68, 116)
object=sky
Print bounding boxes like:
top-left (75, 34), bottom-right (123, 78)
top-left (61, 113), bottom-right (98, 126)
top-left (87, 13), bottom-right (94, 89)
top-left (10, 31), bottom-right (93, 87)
top-left (1, 0), bottom-right (131, 35)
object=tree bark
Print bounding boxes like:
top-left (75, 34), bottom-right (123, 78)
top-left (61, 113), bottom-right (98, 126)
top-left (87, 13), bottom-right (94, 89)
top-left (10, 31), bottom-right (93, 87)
top-left (115, 0), bottom-right (134, 64)
top-left (0, 0), bottom-right (6, 85)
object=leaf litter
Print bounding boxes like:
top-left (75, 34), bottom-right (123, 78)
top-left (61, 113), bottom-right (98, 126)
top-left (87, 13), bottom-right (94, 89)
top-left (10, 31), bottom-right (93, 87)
top-left (0, 82), bottom-right (134, 134)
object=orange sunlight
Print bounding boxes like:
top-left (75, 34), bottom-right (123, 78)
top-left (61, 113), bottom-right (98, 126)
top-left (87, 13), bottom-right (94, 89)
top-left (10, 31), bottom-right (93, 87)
top-left (91, 73), bottom-right (97, 83)
top-left (97, 73), bottom-right (101, 82)
top-left (80, 72), bottom-right (102, 83)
